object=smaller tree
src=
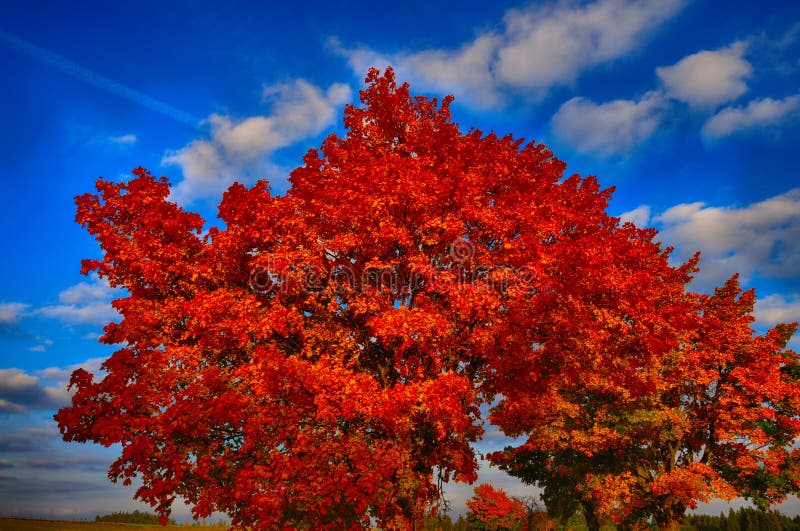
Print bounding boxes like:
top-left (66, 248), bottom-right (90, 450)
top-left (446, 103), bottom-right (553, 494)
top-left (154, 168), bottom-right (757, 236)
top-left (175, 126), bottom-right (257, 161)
top-left (466, 484), bottom-right (526, 530)
top-left (515, 495), bottom-right (554, 531)
top-left (490, 275), bottom-right (800, 529)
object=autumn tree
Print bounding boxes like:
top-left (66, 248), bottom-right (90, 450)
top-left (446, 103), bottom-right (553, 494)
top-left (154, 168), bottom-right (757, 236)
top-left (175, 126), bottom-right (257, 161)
top-left (641, 277), bottom-right (800, 526)
top-left (516, 495), bottom-right (553, 531)
top-left (489, 273), bottom-right (800, 529)
top-left (466, 484), bottom-right (526, 530)
top-left (56, 68), bottom-right (652, 528)
top-left (54, 68), bottom-right (798, 529)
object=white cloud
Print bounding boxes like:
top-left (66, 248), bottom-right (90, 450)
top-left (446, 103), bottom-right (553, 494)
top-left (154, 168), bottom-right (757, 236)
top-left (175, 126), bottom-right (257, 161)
top-left (0, 369), bottom-right (60, 413)
top-left (701, 94), bottom-right (800, 139)
top-left (38, 301), bottom-right (116, 326)
top-left (396, 35), bottom-right (502, 108)
top-left (57, 278), bottom-right (114, 306)
top-left (0, 302), bottom-right (28, 324)
top-left (0, 399), bottom-right (25, 414)
top-left (654, 188), bottom-right (800, 289)
top-left (28, 338), bottom-right (52, 353)
top-left (551, 91), bottom-right (665, 156)
top-left (164, 79), bottom-right (351, 203)
top-left (38, 357), bottom-right (105, 383)
top-left (619, 204), bottom-right (652, 226)
top-left (108, 133), bottom-right (136, 145)
top-left (657, 41), bottom-right (752, 109)
top-left (0, 369), bottom-right (39, 391)
top-left (755, 294), bottom-right (800, 328)
top-left (333, 0), bottom-right (685, 107)
top-left (331, 36), bottom-right (507, 108)
top-left (0, 358), bottom-right (106, 414)
top-left (38, 274), bottom-right (119, 326)
top-left (497, 0), bottom-right (683, 92)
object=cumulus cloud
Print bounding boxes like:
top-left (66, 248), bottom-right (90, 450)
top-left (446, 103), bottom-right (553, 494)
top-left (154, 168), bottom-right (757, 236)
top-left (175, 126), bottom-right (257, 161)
top-left (551, 91), bottom-right (666, 156)
top-left (0, 428), bottom-right (57, 452)
top-left (0, 368), bottom-right (67, 413)
top-left (38, 273), bottom-right (119, 326)
top-left (618, 204), bottom-right (652, 226)
top-left (0, 303), bottom-right (28, 324)
top-left (395, 36), bottom-right (502, 108)
top-left (37, 357), bottom-right (105, 383)
top-left (0, 368), bottom-right (38, 391)
top-left (163, 79), bottom-right (351, 203)
top-left (654, 188), bottom-right (800, 289)
top-left (755, 294), bottom-right (800, 328)
top-left (0, 358), bottom-right (105, 414)
top-left (333, 0), bottom-right (684, 106)
top-left (332, 33), bottom-right (506, 108)
top-left (657, 41), bottom-right (752, 109)
top-left (496, 0), bottom-right (683, 91)
top-left (0, 399), bottom-right (25, 414)
top-left (701, 94), bottom-right (800, 139)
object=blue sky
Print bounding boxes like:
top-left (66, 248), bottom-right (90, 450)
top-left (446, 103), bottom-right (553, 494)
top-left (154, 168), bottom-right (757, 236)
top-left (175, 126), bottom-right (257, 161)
top-left (0, 0), bottom-right (799, 522)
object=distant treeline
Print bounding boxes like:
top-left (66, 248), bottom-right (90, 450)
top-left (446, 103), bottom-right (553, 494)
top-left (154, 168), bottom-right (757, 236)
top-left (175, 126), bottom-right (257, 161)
top-left (422, 515), bottom-right (476, 530)
top-left (90, 507), bottom-right (800, 529)
top-left (95, 510), bottom-right (176, 525)
top-left (422, 507), bottom-right (800, 530)
top-left (684, 508), bottom-right (800, 531)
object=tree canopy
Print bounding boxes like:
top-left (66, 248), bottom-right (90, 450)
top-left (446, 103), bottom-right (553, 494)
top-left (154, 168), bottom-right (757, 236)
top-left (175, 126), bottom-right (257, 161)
top-left (491, 276), bottom-right (800, 529)
top-left (465, 484), bottom-right (526, 530)
top-left (56, 68), bottom-right (799, 530)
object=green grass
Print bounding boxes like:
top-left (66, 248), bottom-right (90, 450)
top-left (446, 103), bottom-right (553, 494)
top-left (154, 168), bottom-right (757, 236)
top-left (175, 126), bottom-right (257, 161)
top-left (0, 518), bottom-right (175, 530)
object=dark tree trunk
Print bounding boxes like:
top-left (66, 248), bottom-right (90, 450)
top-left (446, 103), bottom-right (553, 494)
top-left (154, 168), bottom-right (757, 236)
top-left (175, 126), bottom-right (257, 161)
top-left (580, 501), bottom-right (601, 531)
top-left (655, 498), bottom-right (686, 531)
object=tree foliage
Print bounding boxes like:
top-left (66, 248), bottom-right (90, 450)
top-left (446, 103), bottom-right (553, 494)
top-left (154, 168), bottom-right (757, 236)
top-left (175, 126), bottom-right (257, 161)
top-left (684, 507), bottom-right (800, 531)
top-left (95, 510), bottom-right (175, 525)
top-left (465, 484), bottom-right (526, 530)
top-left (490, 275), bottom-right (800, 529)
top-left (55, 68), bottom-right (799, 529)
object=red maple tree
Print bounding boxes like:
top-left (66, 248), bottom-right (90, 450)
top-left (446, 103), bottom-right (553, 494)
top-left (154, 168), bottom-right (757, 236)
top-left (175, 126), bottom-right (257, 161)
top-left (466, 483), bottom-right (526, 530)
top-left (56, 68), bottom-right (617, 528)
top-left (490, 273), bottom-right (800, 530)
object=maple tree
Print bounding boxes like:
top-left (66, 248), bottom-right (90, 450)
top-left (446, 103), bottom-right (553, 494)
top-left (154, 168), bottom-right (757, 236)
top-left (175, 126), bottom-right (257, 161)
top-left (490, 274), bottom-right (800, 529)
top-left (465, 484), bottom-right (526, 530)
top-left (54, 67), bottom-right (614, 528)
top-left (54, 68), bottom-right (799, 530)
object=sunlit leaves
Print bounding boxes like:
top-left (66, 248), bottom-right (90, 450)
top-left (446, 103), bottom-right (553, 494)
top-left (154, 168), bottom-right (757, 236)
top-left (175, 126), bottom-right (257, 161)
top-left (466, 484), bottom-right (526, 530)
top-left (54, 68), bottom-right (798, 530)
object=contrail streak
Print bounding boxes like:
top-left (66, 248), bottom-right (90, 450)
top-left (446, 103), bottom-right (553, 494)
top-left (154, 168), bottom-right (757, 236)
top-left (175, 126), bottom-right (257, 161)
top-left (0, 29), bottom-right (200, 127)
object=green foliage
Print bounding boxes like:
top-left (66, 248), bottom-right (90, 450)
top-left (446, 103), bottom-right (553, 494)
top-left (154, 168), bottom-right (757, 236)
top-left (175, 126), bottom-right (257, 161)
top-left (683, 507), bottom-right (800, 531)
top-left (95, 510), bottom-right (176, 525)
top-left (421, 514), bottom-right (473, 530)
top-left (424, 514), bottom-right (455, 529)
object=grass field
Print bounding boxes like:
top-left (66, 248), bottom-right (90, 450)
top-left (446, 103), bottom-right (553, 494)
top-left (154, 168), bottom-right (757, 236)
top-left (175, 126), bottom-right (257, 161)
top-left (0, 519), bottom-right (176, 530)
